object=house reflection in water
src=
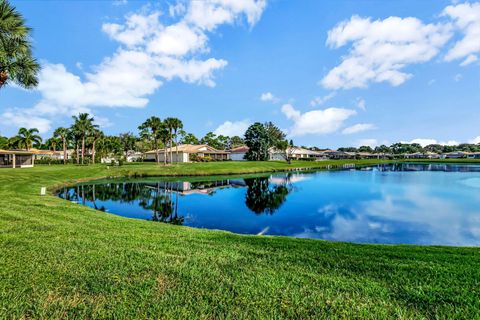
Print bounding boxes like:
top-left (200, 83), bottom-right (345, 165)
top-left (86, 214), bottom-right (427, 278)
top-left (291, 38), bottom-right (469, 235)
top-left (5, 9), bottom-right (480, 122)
top-left (143, 179), bottom-right (246, 196)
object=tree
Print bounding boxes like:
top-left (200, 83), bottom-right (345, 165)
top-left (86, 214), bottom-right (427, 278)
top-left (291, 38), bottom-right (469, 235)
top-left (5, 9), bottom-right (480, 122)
top-left (44, 137), bottom-right (60, 151)
top-left (201, 132), bottom-right (222, 149)
top-left (358, 146), bottom-right (373, 153)
top-left (158, 124), bottom-right (170, 166)
top-left (264, 121), bottom-right (286, 147)
top-left (0, 0), bottom-right (40, 90)
top-left (119, 132), bottom-right (136, 158)
top-left (0, 135), bottom-right (8, 149)
top-left (53, 127), bottom-right (69, 164)
top-left (13, 127), bottom-right (41, 150)
top-left (244, 122), bottom-right (270, 161)
top-left (89, 128), bottom-right (103, 164)
top-left (275, 139), bottom-right (295, 163)
top-left (180, 132), bottom-right (199, 145)
top-left (164, 117), bottom-right (183, 163)
top-left (229, 136), bottom-right (244, 148)
top-left (139, 116), bottom-right (162, 164)
top-left (244, 177), bottom-right (290, 215)
top-left (72, 113), bottom-right (97, 164)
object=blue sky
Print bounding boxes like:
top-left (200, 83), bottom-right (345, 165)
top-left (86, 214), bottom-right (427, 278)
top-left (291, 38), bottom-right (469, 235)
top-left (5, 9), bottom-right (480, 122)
top-left (0, 0), bottom-right (479, 148)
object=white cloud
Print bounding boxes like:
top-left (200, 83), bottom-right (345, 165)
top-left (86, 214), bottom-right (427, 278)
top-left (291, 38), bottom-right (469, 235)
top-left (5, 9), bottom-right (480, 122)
top-left (356, 97), bottom-right (366, 110)
top-left (443, 2), bottom-right (480, 65)
top-left (281, 103), bottom-right (356, 136)
top-left (321, 15), bottom-right (452, 89)
top-left (0, 110), bottom-right (52, 133)
top-left (403, 138), bottom-right (459, 147)
top-left (342, 123), bottom-right (376, 135)
top-left (310, 92), bottom-right (336, 106)
top-left (454, 73), bottom-right (463, 82)
top-left (213, 120), bottom-right (251, 136)
top-left (260, 92), bottom-right (278, 103)
top-left (469, 136), bottom-right (480, 144)
top-left (185, 0), bottom-right (267, 31)
top-left (169, 3), bottom-right (186, 17)
top-left (357, 139), bottom-right (378, 147)
top-left (2, 1), bottom-right (266, 133)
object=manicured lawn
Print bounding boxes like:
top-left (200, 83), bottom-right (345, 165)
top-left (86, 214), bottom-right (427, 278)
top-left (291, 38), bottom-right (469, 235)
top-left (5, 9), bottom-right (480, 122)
top-left (1, 161), bottom-right (479, 319)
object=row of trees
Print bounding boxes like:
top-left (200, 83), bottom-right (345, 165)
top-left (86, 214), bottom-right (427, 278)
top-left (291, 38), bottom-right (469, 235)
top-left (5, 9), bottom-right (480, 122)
top-left (0, 113), bottom-right (246, 165)
top-left (336, 142), bottom-right (480, 155)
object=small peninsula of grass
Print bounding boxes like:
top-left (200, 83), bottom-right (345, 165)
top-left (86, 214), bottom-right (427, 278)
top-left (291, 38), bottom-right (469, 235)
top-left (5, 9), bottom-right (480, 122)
top-left (1, 160), bottom-right (480, 319)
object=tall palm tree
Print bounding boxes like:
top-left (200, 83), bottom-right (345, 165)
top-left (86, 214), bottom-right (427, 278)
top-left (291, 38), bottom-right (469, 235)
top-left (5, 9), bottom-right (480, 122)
top-left (89, 128), bottom-right (103, 164)
top-left (164, 117), bottom-right (182, 163)
top-left (138, 116), bottom-right (162, 164)
top-left (14, 127), bottom-right (41, 150)
top-left (158, 124), bottom-right (170, 166)
top-left (53, 127), bottom-right (69, 164)
top-left (72, 113), bottom-right (98, 164)
top-left (0, 0), bottom-right (40, 89)
top-left (172, 118), bottom-right (183, 163)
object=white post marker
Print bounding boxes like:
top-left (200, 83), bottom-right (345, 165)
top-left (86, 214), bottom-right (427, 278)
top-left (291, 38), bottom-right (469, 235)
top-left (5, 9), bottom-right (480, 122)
top-left (40, 187), bottom-right (46, 196)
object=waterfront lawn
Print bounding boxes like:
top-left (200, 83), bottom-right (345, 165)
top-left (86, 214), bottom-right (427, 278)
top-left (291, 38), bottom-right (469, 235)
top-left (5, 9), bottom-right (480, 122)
top-left (1, 161), bottom-right (479, 319)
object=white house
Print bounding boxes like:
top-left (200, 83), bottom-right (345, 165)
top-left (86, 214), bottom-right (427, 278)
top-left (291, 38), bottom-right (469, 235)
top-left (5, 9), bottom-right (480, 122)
top-left (145, 144), bottom-right (230, 163)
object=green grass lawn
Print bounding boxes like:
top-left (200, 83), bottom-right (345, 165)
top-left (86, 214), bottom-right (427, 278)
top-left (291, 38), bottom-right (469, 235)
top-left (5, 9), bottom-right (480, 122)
top-left (1, 161), bottom-right (479, 319)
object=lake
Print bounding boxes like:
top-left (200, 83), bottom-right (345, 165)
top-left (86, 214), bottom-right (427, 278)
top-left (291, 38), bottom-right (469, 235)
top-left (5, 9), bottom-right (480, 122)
top-left (58, 163), bottom-right (480, 246)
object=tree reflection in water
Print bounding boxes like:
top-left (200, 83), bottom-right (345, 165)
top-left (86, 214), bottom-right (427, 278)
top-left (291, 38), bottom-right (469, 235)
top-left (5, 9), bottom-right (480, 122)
top-left (60, 175), bottom-right (292, 225)
top-left (244, 175), bottom-right (291, 215)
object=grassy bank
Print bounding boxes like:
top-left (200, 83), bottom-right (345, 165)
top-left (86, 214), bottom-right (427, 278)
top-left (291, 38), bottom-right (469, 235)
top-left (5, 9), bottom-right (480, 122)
top-left (1, 161), bottom-right (479, 319)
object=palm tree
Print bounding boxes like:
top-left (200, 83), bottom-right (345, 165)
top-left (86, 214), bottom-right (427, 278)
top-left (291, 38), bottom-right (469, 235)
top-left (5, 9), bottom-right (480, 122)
top-left (164, 117), bottom-right (182, 163)
top-left (53, 127), bottom-right (69, 164)
top-left (0, 0), bottom-right (40, 89)
top-left (89, 128), bottom-right (103, 164)
top-left (172, 118), bottom-right (183, 163)
top-left (158, 124), bottom-right (170, 166)
top-left (14, 127), bottom-right (41, 150)
top-left (138, 116), bottom-right (162, 164)
top-left (72, 113), bottom-right (97, 164)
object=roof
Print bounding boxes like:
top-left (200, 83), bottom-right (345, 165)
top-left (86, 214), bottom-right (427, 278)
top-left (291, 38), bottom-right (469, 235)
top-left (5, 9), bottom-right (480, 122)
top-left (0, 149), bottom-right (35, 155)
top-left (229, 145), bottom-right (249, 153)
top-left (28, 148), bottom-right (62, 155)
top-left (145, 144), bottom-right (229, 154)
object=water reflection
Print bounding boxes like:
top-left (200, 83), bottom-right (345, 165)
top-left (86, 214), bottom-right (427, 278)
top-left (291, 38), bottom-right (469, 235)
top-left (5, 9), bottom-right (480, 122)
top-left (58, 164), bottom-right (480, 246)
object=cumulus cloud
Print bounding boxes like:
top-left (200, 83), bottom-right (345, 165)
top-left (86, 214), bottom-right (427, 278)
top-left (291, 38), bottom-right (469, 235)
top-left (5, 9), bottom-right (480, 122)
top-left (310, 92), bottom-right (336, 107)
top-left (281, 103), bottom-right (356, 136)
top-left (443, 2), bottom-right (480, 66)
top-left (342, 123), bottom-right (376, 135)
top-left (2, 0), bottom-right (267, 133)
top-left (470, 136), bottom-right (480, 144)
top-left (260, 92), bottom-right (279, 103)
top-left (403, 138), bottom-right (459, 147)
top-left (213, 119), bottom-right (251, 136)
top-left (321, 15), bottom-right (452, 89)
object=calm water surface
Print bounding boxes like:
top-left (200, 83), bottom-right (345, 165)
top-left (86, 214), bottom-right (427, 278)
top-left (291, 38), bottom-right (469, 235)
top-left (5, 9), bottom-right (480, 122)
top-left (58, 163), bottom-right (480, 246)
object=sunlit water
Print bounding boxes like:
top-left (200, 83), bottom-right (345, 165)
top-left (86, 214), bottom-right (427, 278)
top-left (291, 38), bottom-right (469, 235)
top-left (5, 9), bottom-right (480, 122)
top-left (58, 163), bottom-right (480, 246)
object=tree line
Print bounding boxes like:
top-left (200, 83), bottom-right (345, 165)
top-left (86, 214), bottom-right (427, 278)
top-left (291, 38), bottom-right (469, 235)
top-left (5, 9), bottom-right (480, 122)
top-left (0, 113), bottom-right (246, 164)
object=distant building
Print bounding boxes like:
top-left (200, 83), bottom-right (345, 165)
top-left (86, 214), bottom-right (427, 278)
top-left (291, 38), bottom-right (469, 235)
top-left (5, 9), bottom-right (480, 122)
top-left (145, 144), bottom-right (230, 163)
top-left (0, 150), bottom-right (35, 168)
top-left (405, 152), bottom-right (440, 159)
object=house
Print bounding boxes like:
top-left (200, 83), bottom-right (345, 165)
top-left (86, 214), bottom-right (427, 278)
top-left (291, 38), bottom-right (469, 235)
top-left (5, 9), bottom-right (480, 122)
top-left (441, 152), bottom-right (467, 159)
top-left (405, 152), bottom-right (440, 159)
top-left (229, 145), bottom-right (249, 161)
top-left (269, 146), bottom-right (323, 161)
top-left (0, 149), bottom-right (35, 168)
top-left (466, 152), bottom-right (480, 159)
top-left (145, 144), bottom-right (230, 163)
